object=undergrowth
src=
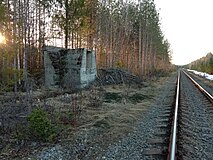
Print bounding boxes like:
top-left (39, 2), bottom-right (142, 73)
top-left (129, 93), bottom-right (151, 103)
top-left (104, 92), bottom-right (122, 103)
top-left (27, 108), bottom-right (56, 142)
top-left (104, 92), bottom-right (151, 104)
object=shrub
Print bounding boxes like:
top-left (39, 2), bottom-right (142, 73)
top-left (27, 108), bottom-right (56, 142)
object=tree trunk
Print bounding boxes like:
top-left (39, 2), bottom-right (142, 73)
top-left (65, 0), bottom-right (69, 49)
top-left (138, 20), bottom-right (142, 75)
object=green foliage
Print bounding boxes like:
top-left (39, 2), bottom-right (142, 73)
top-left (0, 68), bottom-right (24, 91)
top-left (188, 53), bottom-right (213, 74)
top-left (0, 1), bottom-right (9, 30)
top-left (27, 108), bottom-right (56, 142)
top-left (0, 40), bottom-right (24, 91)
top-left (50, 0), bottom-right (94, 38)
top-left (0, 0), bottom-right (172, 86)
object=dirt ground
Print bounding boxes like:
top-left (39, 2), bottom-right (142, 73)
top-left (0, 73), bottom-right (175, 159)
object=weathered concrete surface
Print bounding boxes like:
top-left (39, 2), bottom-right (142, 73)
top-left (43, 46), bottom-right (97, 89)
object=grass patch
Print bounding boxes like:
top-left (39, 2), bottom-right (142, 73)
top-left (128, 93), bottom-right (151, 103)
top-left (104, 92), bottom-right (122, 103)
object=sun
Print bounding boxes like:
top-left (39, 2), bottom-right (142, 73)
top-left (0, 33), bottom-right (6, 44)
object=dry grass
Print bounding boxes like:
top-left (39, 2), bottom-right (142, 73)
top-left (37, 75), bottom-right (172, 146)
top-left (0, 73), bottom-right (175, 159)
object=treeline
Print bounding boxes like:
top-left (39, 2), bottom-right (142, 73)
top-left (188, 53), bottom-right (213, 74)
top-left (0, 0), bottom-right (172, 91)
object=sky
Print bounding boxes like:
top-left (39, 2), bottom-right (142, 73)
top-left (154, 0), bottom-right (213, 65)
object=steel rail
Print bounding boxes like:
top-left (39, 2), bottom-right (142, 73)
top-left (183, 70), bottom-right (213, 103)
top-left (168, 70), bottom-right (212, 160)
top-left (168, 71), bottom-right (180, 160)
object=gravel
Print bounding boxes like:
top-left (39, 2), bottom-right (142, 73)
top-left (37, 145), bottom-right (64, 160)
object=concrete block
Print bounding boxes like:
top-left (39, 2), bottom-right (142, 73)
top-left (43, 46), bottom-right (97, 89)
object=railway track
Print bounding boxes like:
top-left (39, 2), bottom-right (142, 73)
top-left (143, 70), bottom-right (213, 159)
top-left (176, 70), bottom-right (213, 159)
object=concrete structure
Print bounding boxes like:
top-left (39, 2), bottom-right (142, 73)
top-left (43, 46), bottom-right (97, 89)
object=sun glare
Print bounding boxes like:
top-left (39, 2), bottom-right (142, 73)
top-left (0, 33), bottom-right (6, 44)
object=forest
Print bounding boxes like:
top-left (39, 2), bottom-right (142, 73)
top-left (0, 0), bottom-right (172, 92)
top-left (0, 1), bottom-right (176, 158)
top-left (188, 52), bottom-right (213, 74)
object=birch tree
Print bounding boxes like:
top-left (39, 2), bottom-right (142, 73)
top-left (0, 0), bottom-right (172, 92)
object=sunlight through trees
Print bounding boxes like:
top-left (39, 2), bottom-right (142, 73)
top-left (0, 33), bottom-right (5, 44)
top-left (0, 0), bottom-right (173, 92)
